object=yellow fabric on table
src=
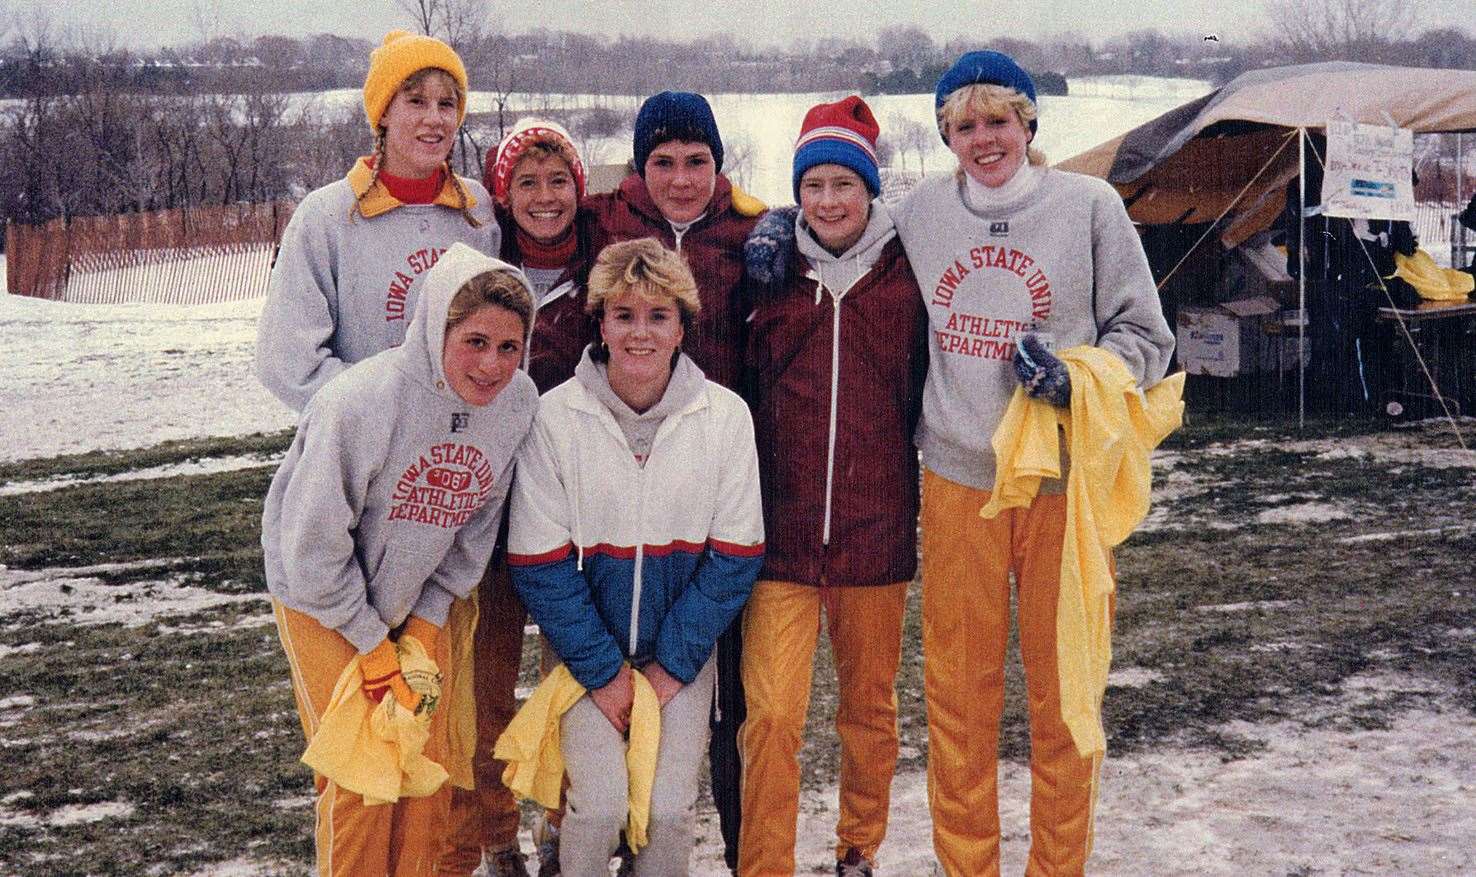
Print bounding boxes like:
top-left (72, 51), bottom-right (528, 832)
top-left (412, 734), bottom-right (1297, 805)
top-left (1389, 249), bottom-right (1474, 302)
top-left (493, 663), bottom-right (661, 852)
top-left (443, 589), bottom-right (480, 791)
top-left (301, 634), bottom-right (448, 805)
top-left (981, 347), bottom-right (1185, 758)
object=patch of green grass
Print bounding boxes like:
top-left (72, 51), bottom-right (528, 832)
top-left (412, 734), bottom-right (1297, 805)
top-left (0, 620), bottom-right (312, 876)
top-left (0, 467), bottom-right (272, 594)
top-left (0, 431), bottom-right (292, 484)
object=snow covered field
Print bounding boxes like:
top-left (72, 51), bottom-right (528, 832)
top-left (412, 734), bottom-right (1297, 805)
top-left (0, 290), bottom-right (294, 463)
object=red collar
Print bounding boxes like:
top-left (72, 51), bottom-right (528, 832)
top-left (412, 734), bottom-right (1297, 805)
top-left (516, 226), bottom-right (577, 269)
top-left (378, 165), bottom-right (446, 205)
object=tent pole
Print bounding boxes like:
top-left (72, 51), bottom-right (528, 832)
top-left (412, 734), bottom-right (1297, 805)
top-left (1298, 127), bottom-right (1306, 430)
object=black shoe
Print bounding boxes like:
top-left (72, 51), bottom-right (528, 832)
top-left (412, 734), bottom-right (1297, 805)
top-left (613, 834), bottom-right (635, 877)
top-left (484, 845), bottom-right (531, 877)
top-left (836, 846), bottom-right (874, 877)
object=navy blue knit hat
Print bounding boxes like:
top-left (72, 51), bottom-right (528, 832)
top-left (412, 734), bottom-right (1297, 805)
top-left (934, 50), bottom-right (1038, 142)
top-left (792, 95), bottom-right (882, 202)
top-left (633, 91), bottom-right (724, 175)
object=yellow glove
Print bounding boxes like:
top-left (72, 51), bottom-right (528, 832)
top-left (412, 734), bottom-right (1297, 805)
top-left (361, 638), bottom-right (419, 713)
top-left (397, 618), bottom-right (444, 718)
top-left (403, 616), bottom-right (441, 657)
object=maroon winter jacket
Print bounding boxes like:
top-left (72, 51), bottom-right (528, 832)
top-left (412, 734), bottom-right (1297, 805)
top-left (585, 173), bottom-right (759, 392)
top-left (490, 206), bottom-right (599, 395)
top-left (747, 236), bottom-right (927, 587)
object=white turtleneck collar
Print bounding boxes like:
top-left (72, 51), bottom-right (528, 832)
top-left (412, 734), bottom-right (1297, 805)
top-left (963, 161), bottom-right (1045, 210)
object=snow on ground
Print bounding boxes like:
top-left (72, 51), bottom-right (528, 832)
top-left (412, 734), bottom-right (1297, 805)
top-left (685, 671), bottom-right (1476, 875)
top-left (0, 561), bottom-right (269, 629)
top-left (0, 452), bottom-right (282, 496)
top-left (1254, 500), bottom-right (1355, 524)
top-left (0, 800), bottom-right (136, 830)
top-left (0, 293), bottom-right (295, 463)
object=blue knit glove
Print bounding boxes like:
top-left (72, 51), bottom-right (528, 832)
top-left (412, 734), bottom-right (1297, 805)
top-left (1013, 333), bottom-right (1071, 407)
top-left (744, 205), bottom-right (799, 287)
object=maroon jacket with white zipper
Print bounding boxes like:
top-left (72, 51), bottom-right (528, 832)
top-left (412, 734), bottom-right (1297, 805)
top-left (746, 224), bottom-right (927, 587)
top-left (585, 173), bottom-right (759, 392)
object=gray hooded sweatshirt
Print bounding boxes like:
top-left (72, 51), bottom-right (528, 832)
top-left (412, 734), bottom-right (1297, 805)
top-left (574, 348), bottom-right (708, 467)
top-left (261, 243), bottom-right (538, 654)
top-left (795, 196), bottom-right (898, 297)
top-left (893, 167), bottom-right (1175, 490)
top-left (255, 175), bottom-right (501, 413)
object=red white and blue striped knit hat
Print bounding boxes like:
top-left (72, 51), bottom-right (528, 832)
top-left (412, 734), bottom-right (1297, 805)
top-left (791, 95), bottom-right (881, 202)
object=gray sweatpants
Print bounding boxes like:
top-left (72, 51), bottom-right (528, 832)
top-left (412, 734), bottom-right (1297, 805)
top-left (559, 657), bottom-right (717, 877)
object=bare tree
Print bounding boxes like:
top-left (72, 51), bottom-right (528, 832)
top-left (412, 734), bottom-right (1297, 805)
top-left (887, 113), bottom-right (934, 176)
top-left (1266, 0), bottom-right (1418, 60)
top-left (190, 0), bottom-right (226, 46)
top-left (876, 25), bottom-right (937, 75)
top-left (722, 135), bottom-right (756, 194)
top-left (397, 0), bottom-right (437, 36)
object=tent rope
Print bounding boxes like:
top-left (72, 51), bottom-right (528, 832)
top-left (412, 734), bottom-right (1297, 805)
top-left (1153, 128), bottom-right (1298, 293)
top-left (1302, 137), bottom-right (1468, 450)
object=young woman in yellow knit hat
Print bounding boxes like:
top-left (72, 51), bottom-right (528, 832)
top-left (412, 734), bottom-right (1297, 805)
top-left (255, 30), bottom-right (500, 413)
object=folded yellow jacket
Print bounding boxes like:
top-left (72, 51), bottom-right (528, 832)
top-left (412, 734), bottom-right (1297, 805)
top-left (301, 634), bottom-right (448, 805)
top-left (493, 664), bottom-right (661, 852)
top-left (982, 347), bottom-right (1185, 758)
top-left (1388, 249), bottom-right (1474, 302)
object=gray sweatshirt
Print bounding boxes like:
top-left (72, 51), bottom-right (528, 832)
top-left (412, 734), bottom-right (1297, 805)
top-left (255, 175), bottom-right (501, 412)
top-left (261, 243), bottom-right (538, 653)
top-left (575, 350), bottom-right (707, 466)
top-left (893, 168), bottom-right (1175, 489)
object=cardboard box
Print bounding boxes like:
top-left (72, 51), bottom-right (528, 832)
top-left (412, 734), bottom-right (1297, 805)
top-left (1176, 296), bottom-right (1285, 377)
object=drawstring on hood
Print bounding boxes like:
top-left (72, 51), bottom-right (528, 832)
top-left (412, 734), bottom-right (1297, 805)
top-left (796, 197), bottom-right (897, 304)
top-left (403, 242), bottom-right (534, 401)
top-left (568, 346), bottom-right (708, 573)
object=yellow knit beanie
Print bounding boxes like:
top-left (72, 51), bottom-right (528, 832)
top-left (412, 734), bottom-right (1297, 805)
top-left (363, 30), bottom-right (469, 130)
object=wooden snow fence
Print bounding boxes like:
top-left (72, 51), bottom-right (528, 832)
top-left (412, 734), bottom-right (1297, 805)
top-left (5, 202), bottom-right (296, 304)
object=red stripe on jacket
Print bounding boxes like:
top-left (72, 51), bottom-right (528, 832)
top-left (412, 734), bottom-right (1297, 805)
top-left (507, 537), bottom-right (764, 566)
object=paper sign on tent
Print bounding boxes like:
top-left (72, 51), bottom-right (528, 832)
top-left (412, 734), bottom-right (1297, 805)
top-left (1321, 119), bottom-right (1415, 222)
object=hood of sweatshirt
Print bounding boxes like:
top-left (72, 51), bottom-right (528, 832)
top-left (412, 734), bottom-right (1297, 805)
top-left (400, 242), bottom-right (534, 402)
top-left (575, 346), bottom-right (708, 425)
top-left (795, 197), bottom-right (897, 299)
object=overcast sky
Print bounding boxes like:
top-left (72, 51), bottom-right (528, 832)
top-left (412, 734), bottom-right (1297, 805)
top-left (24, 0), bottom-right (1472, 51)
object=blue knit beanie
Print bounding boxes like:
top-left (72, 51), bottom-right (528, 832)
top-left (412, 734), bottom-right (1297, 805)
top-left (633, 91), bottom-right (724, 175)
top-left (791, 95), bottom-right (882, 202)
top-left (934, 50), bottom-right (1038, 141)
